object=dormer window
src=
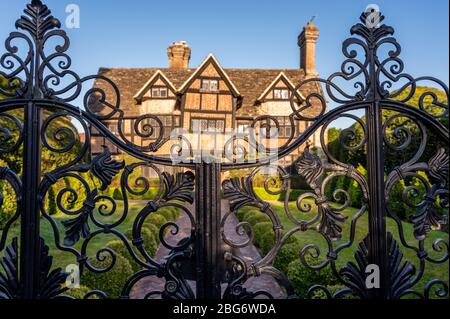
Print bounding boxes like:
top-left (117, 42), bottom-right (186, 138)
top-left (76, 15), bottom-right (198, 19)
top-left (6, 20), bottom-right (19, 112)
top-left (201, 79), bottom-right (219, 92)
top-left (274, 89), bottom-right (289, 100)
top-left (151, 87), bottom-right (168, 98)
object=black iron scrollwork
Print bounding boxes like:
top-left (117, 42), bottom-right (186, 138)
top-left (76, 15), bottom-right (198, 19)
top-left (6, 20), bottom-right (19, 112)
top-left (0, 237), bottom-right (68, 299)
top-left (0, 1), bottom-right (448, 300)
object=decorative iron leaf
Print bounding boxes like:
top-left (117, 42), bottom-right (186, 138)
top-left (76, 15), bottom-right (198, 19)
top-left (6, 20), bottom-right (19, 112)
top-left (0, 238), bottom-right (20, 299)
top-left (428, 148), bottom-right (449, 187)
top-left (0, 237), bottom-right (67, 299)
top-left (296, 149), bottom-right (324, 187)
top-left (37, 238), bottom-right (68, 299)
top-left (340, 236), bottom-right (370, 299)
top-left (91, 147), bottom-right (125, 191)
top-left (351, 11), bottom-right (394, 45)
top-left (341, 233), bottom-right (415, 299)
top-left (317, 204), bottom-right (348, 241)
top-left (61, 190), bottom-right (98, 246)
top-left (222, 176), bottom-right (259, 212)
top-left (410, 186), bottom-right (448, 240)
top-left (387, 233), bottom-right (416, 299)
top-left (16, 0), bottom-right (61, 40)
top-left (161, 171), bottom-right (195, 204)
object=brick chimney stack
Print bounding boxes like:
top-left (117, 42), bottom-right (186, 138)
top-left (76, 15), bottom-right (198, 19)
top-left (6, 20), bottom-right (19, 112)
top-left (168, 41), bottom-right (191, 70)
top-left (298, 20), bottom-right (319, 78)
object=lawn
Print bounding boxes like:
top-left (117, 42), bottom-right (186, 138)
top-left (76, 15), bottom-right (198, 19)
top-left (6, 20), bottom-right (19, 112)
top-left (237, 200), bottom-right (449, 296)
top-left (1, 198), bottom-right (448, 298)
top-left (1, 200), bottom-right (150, 271)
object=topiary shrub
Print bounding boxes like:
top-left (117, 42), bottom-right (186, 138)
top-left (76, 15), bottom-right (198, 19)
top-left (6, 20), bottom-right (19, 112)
top-left (242, 209), bottom-right (261, 222)
top-left (236, 208), bottom-right (250, 221)
top-left (82, 253), bottom-right (133, 298)
top-left (246, 214), bottom-right (270, 226)
top-left (273, 241), bottom-right (302, 275)
top-left (142, 223), bottom-right (161, 244)
top-left (287, 255), bottom-right (339, 299)
top-left (143, 214), bottom-right (168, 231)
top-left (253, 222), bottom-right (273, 249)
top-left (259, 231), bottom-right (276, 255)
top-left (106, 240), bottom-right (141, 273)
top-left (158, 207), bottom-right (178, 221)
top-left (125, 227), bottom-right (158, 258)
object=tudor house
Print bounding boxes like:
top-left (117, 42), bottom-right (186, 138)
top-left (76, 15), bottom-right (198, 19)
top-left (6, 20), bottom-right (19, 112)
top-left (90, 21), bottom-right (324, 174)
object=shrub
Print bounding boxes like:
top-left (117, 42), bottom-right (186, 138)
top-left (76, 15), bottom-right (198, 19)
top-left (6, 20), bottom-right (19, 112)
top-left (287, 256), bottom-right (339, 299)
top-left (246, 214), bottom-right (270, 226)
top-left (143, 214), bottom-right (168, 230)
top-left (243, 210), bottom-right (258, 222)
top-left (235, 208), bottom-right (249, 221)
top-left (259, 231), bottom-right (275, 255)
top-left (253, 222), bottom-right (273, 248)
top-left (106, 240), bottom-right (141, 273)
top-left (82, 253), bottom-right (133, 298)
top-left (125, 227), bottom-right (158, 258)
top-left (142, 223), bottom-right (161, 244)
top-left (0, 182), bottom-right (17, 230)
top-left (158, 207), bottom-right (179, 221)
top-left (273, 241), bottom-right (302, 275)
top-left (46, 186), bottom-right (57, 215)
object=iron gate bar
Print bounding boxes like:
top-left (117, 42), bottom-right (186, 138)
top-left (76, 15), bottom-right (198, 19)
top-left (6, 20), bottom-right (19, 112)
top-left (0, 0), bottom-right (448, 300)
top-left (195, 163), bottom-right (222, 299)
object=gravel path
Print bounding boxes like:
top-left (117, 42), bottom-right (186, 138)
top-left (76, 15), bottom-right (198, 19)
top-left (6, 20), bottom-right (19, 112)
top-left (130, 201), bottom-right (284, 299)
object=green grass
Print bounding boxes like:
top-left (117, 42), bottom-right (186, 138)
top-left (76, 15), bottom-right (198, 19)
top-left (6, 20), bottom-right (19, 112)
top-left (1, 201), bottom-right (150, 270)
top-left (237, 200), bottom-right (449, 296)
top-left (1, 199), bottom-right (448, 298)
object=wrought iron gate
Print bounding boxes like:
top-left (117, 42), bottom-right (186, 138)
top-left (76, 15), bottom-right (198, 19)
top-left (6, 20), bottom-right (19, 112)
top-left (0, 1), bottom-right (448, 300)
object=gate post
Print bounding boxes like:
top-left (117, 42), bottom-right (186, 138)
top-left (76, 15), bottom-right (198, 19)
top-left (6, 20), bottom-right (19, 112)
top-left (366, 37), bottom-right (388, 299)
top-left (366, 100), bottom-right (388, 299)
top-left (195, 162), bottom-right (222, 299)
top-left (20, 99), bottom-right (43, 299)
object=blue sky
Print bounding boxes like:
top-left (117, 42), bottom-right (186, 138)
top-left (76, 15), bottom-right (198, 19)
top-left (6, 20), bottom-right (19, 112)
top-left (1, 0), bottom-right (449, 127)
top-left (1, 0), bottom-right (448, 81)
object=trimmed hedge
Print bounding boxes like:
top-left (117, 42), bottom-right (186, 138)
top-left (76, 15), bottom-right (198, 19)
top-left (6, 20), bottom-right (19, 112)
top-left (273, 241), bottom-right (302, 275)
top-left (143, 214), bottom-right (168, 230)
top-left (125, 227), bottom-right (158, 258)
top-left (246, 214), bottom-right (270, 226)
top-left (252, 222), bottom-right (273, 249)
top-left (287, 256), bottom-right (339, 299)
top-left (82, 253), bottom-right (133, 298)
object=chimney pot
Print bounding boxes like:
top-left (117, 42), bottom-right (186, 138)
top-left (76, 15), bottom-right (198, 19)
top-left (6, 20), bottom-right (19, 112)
top-left (298, 21), bottom-right (319, 78)
top-left (168, 41), bottom-right (191, 70)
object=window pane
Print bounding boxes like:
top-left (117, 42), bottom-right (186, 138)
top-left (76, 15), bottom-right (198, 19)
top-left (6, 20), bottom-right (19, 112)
top-left (286, 126), bottom-right (292, 137)
top-left (152, 88), bottom-right (160, 97)
top-left (201, 119), bottom-right (208, 131)
top-left (202, 80), bottom-right (210, 90)
top-left (282, 90), bottom-right (289, 99)
top-left (160, 88), bottom-right (168, 98)
top-left (217, 120), bottom-right (225, 132)
top-left (274, 90), bottom-right (281, 99)
top-left (210, 80), bottom-right (218, 91)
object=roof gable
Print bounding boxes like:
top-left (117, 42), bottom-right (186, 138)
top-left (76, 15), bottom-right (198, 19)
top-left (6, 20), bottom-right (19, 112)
top-left (133, 70), bottom-right (177, 103)
top-left (257, 72), bottom-right (304, 102)
top-left (179, 54), bottom-right (241, 97)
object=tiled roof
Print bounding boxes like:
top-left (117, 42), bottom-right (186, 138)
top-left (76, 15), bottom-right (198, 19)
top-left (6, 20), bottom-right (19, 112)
top-left (94, 67), bottom-right (321, 117)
